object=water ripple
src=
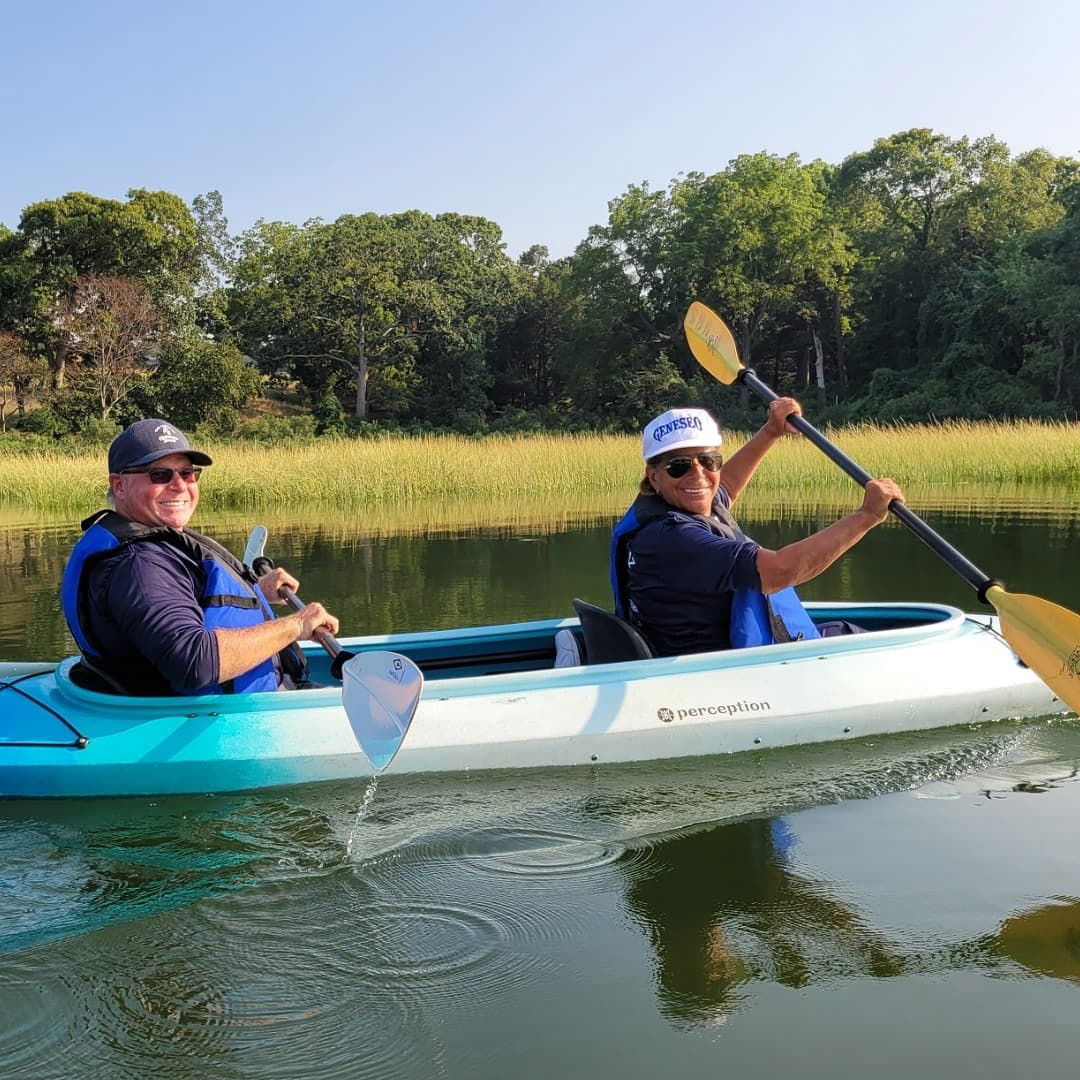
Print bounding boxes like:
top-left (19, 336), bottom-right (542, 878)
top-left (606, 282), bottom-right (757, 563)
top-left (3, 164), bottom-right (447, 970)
top-left (0, 797), bottom-right (346, 956)
top-left (339, 895), bottom-right (549, 1003)
top-left (459, 826), bottom-right (627, 876)
top-left (0, 966), bottom-right (81, 1080)
top-left (350, 822), bottom-right (647, 945)
top-left (348, 900), bottom-right (510, 980)
top-left (915, 761), bottom-right (1079, 800)
top-left (1, 887), bottom-right (443, 1080)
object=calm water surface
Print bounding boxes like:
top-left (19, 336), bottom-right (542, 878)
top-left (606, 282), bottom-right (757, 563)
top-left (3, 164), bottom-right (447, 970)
top-left (2, 494), bottom-right (1080, 1079)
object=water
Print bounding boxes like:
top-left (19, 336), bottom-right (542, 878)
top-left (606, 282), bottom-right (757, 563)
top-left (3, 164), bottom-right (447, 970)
top-left (2, 495), bottom-right (1080, 1078)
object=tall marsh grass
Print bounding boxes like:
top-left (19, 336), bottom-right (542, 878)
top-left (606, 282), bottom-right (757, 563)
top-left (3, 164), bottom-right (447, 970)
top-left (3, 421), bottom-right (1078, 513)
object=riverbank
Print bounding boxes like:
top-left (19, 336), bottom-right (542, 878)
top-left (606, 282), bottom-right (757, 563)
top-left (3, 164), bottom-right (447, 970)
top-left (3, 420), bottom-right (1079, 512)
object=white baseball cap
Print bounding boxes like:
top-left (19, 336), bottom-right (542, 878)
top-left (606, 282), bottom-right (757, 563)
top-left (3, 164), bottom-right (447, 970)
top-left (641, 408), bottom-right (722, 461)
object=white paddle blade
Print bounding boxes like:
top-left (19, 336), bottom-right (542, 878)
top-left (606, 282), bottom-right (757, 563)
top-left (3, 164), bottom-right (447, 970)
top-left (243, 525), bottom-right (268, 568)
top-left (340, 651), bottom-right (423, 771)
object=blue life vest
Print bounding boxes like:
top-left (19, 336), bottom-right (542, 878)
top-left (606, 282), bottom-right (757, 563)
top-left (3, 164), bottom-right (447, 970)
top-left (61, 510), bottom-right (305, 694)
top-left (610, 492), bottom-right (820, 649)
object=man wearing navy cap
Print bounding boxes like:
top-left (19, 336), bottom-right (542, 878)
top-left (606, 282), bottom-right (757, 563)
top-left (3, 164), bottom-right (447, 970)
top-left (61, 418), bottom-right (339, 695)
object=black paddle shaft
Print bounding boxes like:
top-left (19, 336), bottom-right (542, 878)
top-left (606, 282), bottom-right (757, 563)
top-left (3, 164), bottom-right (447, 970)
top-left (739, 369), bottom-right (999, 603)
top-left (251, 555), bottom-right (354, 678)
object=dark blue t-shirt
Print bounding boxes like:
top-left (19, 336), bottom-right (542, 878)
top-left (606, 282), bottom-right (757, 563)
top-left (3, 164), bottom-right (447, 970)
top-left (82, 541), bottom-right (221, 695)
top-left (626, 489), bottom-right (762, 656)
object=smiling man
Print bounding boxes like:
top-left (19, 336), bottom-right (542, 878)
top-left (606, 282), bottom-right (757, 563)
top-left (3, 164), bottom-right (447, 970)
top-left (61, 419), bottom-right (339, 695)
top-left (610, 404), bottom-right (904, 656)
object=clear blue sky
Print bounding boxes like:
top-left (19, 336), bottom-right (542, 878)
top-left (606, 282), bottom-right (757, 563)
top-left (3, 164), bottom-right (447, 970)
top-left (2, 0), bottom-right (1077, 258)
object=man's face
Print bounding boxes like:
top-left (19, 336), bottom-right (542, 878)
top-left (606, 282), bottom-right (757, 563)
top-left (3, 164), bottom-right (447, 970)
top-left (109, 453), bottom-right (201, 529)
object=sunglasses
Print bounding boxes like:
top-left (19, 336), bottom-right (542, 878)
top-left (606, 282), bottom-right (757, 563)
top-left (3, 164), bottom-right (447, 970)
top-left (122, 466), bottom-right (202, 484)
top-left (658, 453), bottom-right (723, 478)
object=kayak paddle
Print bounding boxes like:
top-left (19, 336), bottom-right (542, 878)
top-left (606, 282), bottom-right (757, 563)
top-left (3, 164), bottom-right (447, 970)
top-left (243, 527), bottom-right (421, 770)
top-left (683, 300), bottom-right (1080, 715)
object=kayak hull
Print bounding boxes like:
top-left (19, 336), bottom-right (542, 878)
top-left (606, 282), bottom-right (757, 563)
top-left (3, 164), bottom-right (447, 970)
top-left (0, 603), bottom-right (1069, 798)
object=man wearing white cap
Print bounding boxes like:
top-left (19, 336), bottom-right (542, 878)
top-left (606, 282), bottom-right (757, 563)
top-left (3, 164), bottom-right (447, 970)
top-left (610, 399), bottom-right (904, 655)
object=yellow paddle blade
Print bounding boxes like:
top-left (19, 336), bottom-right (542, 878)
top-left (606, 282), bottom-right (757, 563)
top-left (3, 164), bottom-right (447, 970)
top-left (684, 301), bottom-right (743, 384)
top-left (986, 585), bottom-right (1080, 714)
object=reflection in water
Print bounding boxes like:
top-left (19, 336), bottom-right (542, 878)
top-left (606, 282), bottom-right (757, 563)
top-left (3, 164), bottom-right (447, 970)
top-left (3, 489), bottom-right (1080, 664)
top-left (625, 820), bottom-right (1080, 1033)
top-left (3, 747), bottom-right (1080, 1076)
top-left (934, 898), bottom-right (1080, 987)
top-left (916, 761), bottom-right (1079, 799)
top-left (622, 816), bottom-right (905, 1027)
top-left (993, 900), bottom-right (1080, 982)
top-left (0, 871), bottom-right (443, 1080)
top-left (0, 796), bottom-right (347, 956)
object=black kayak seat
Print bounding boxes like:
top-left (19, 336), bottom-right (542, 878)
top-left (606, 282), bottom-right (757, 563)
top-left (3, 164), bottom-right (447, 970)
top-left (69, 657), bottom-right (131, 695)
top-left (571, 598), bottom-right (655, 665)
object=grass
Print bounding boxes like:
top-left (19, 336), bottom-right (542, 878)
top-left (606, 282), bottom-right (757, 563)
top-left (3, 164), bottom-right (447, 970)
top-left (3, 421), bottom-right (1079, 513)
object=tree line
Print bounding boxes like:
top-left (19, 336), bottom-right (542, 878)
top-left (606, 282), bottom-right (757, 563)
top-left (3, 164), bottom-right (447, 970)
top-left (1, 128), bottom-right (1078, 440)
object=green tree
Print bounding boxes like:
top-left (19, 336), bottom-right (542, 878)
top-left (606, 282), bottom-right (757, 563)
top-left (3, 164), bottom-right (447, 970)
top-left (672, 153), bottom-right (852, 374)
top-left (553, 183), bottom-right (693, 425)
top-left (945, 148), bottom-right (1078, 255)
top-left (64, 274), bottom-right (161, 420)
top-left (998, 215), bottom-right (1080, 407)
top-left (488, 247), bottom-right (572, 416)
top-left (835, 129), bottom-right (1008, 380)
top-left (0, 190), bottom-right (200, 389)
top-left (0, 330), bottom-right (47, 430)
top-left (834, 131), bottom-right (1079, 414)
top-left (555, 155), bottom-right (851, 424)
top-left (230, 214), bottom-right (422, 419)
top-left (136, 336), bottom-right (261, 432)
top-left (229, 210), bottom-right (519, 422)
top-left (190, 189), bottom-right (237, 337)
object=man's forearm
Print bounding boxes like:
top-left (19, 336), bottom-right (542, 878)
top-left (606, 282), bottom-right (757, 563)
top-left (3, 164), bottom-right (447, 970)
top-left (214, 616), bottom-right (304, 683)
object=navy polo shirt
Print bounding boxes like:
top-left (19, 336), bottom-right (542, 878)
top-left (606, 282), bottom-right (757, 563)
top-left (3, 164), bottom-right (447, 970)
top-left (82, 542), bottom-right (221, 695)
top-left (627, 489), bottom-right (762, 656)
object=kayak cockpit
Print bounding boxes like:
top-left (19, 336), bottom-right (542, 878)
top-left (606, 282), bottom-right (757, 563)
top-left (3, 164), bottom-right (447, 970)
top-left (297, 601), bottom-right (969, 685)
top-left (25, 601), bottom-right (975, 711)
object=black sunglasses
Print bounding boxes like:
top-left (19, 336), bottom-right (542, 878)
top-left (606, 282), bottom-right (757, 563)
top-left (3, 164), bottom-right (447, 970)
top-left (122, 466), bottom-right (202, 484)
top-left (658, 453), bottom-right (723, 479)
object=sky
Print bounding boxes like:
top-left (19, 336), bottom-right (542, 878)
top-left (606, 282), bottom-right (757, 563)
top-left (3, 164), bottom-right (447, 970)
top-left (2, 0), bottom-right (1077, 259)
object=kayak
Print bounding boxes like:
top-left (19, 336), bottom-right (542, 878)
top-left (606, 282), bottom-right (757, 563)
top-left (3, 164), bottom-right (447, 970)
top-left (0, 601), bottom-right (1070, 799)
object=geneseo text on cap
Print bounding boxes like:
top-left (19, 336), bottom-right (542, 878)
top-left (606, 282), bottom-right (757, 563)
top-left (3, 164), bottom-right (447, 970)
top-left (641, 408), bottom-right (722, 460)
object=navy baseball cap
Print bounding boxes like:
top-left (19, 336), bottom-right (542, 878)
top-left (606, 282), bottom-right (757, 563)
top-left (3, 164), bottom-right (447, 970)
top-left (108, 419), bottom-right (213, 473)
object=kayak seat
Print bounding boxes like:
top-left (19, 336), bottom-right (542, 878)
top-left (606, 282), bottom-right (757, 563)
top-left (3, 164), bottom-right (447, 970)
top-left (69, 658), bottom-right (130, 695)
top-left (571, 598), bottom-right (655, 665)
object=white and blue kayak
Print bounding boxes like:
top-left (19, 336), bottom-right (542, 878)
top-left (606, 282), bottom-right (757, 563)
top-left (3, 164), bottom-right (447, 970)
top-left (0, 601), bottom-right (1070, 799)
